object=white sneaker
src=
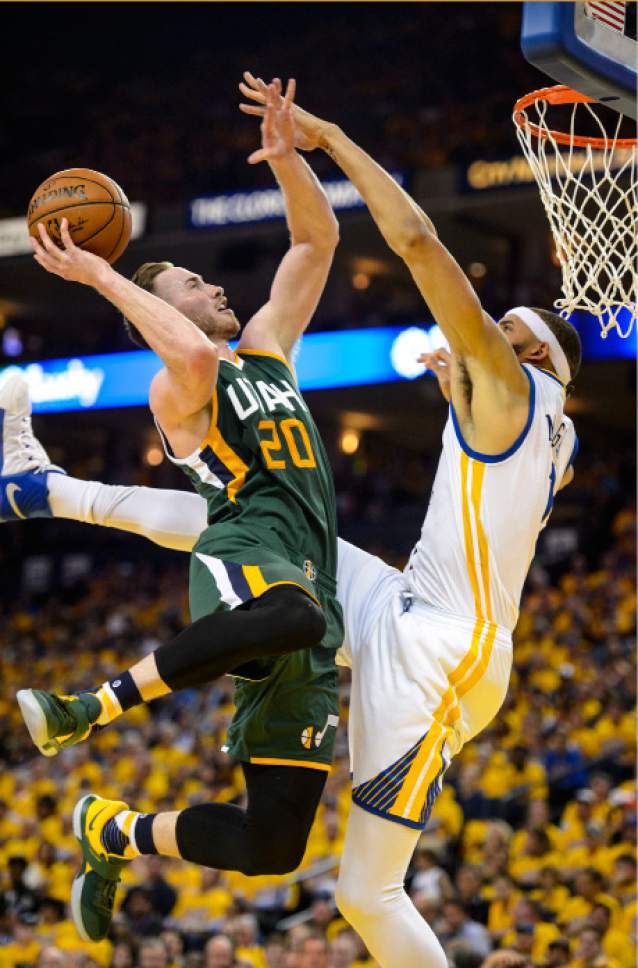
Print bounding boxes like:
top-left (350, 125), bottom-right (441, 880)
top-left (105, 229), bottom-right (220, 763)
top-left (0, 370), bottom-right (59, 474)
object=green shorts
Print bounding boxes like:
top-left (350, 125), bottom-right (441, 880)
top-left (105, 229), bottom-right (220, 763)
top-left (189, 528), bottom-right (343, 771)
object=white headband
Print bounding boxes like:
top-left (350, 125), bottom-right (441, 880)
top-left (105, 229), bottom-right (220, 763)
top-left (506, 306), bottom-right (571, 385)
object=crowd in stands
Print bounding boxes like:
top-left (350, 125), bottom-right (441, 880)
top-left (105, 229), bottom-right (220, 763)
top-left (0, 436), bottom-right (635, 967)
top-left (1, 6), bottom-right (539, 215)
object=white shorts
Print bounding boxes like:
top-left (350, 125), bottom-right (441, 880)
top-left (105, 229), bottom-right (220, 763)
top-left (336, 540), bottom-right (513, 830)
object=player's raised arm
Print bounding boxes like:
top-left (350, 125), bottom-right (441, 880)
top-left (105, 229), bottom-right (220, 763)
top-left (29, 220), bottom-right (218, 427)
top-left (237, 76), bottom-right (339, 364)
top-left (240, 83), bottom-right (526, 399)
top-left (316, 127), bottom-right (527, 397)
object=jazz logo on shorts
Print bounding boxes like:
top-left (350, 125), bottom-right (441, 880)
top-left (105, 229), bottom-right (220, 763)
top-left (301, 715), bottom-right (339, 749)
top-left (301, 726), bottom-right (317, 749)
top-left (303, 559), bottom-right (317, 582)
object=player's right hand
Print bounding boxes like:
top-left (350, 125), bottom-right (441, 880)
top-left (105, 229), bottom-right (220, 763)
top-left (239, 72), bottom-right (333, 152)
top-left (419, 348), bottom-right (452, 402)
top-left (30, 218), bottom-right (111, 289)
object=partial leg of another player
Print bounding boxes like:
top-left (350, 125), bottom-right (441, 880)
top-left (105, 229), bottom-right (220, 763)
top-left (336, 804), bottom-right (447, 968)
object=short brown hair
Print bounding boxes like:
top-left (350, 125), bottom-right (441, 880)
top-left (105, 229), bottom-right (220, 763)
top-left (123, 261), bottom-right (174, 349)
top-left (530, 307), bottom-right (582, 395)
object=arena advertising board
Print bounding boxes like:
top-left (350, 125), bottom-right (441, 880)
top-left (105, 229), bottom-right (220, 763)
top-left (1, 319), bottom-right (633, 414)
top-left (189, 175), bottom-right (405, 228)
top-left (463, 148), bottom-right (634, 191)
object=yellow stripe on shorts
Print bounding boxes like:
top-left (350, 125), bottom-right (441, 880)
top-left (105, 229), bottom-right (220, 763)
top-left (389, 452), bottom-right (499, 824)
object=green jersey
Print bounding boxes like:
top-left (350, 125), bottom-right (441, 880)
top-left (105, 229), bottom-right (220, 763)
top-left (166, 349), bottom-right (338, 589)
top-left (160, 348), bottom-right (343, 770)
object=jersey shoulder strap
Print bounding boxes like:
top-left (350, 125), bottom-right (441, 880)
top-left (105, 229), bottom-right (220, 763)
top-left (236, 349), bottom-right (297, 383)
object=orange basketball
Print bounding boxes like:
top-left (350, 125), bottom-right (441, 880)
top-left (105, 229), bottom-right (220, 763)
top-left (27, 168), bottom-right (132, 265)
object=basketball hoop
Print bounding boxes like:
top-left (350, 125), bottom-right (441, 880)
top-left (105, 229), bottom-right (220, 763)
top-left (513, 85), bottom-right (637, 338)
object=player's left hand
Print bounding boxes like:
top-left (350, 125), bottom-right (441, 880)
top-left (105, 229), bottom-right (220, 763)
top-left (30, 219), bottom-right (111, 288)
top-left (419, 348), bottom-right (452, 402)
top-left (241, 77), bottom-right (297, 165)
top-left (239, 72), bottom-right (329, 154)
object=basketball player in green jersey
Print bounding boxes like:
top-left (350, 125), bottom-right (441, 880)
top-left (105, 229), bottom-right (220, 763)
top-left (20, 78), bottom-right (344, 942)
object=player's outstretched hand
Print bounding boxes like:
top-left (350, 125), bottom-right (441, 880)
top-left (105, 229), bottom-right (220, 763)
top-left (239, 71), bottom-right (332, 155)
top-left (30, 219), bottom-right (111, 288)
top-left (241, 78), bottom-right (297, 165)
top-left (419, 348), bottom-right (452, 402)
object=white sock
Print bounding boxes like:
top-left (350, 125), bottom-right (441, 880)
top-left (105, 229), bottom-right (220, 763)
top-left (47, 475), bottom-right (206, 552)
top-left (336, 804), bottom-right (448, 968)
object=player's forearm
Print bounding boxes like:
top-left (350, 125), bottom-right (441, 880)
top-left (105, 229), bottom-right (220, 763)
top-left (94, 267), bottom-right (215, 374)
top-left (269, 152), bottom-right (339, 249)
top-left (320, 127), bottom-right (498, 357)
top-left (319, 125), bottom-right (436, 253)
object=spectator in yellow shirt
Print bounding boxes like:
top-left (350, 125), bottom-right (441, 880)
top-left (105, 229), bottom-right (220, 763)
top-left (588, 903), bottom-right (635, 968)
top-left (509, 923), bottom-right (537, 962)
top-left (560, 790), bottom-right (595, 852)
top-left (559, 869), bottom-right (620, 934)
top-left (509, 830), bottom-right (563, 887)
top-left (530, 866), bottom-right (571, 917)
top-left (0, 914), bottom-right (41, 968)
top-left (481, 821), bottom-right (514, 882)
top-left (589, 774), bottom-right (613, 826)
top-left (594, 700), bottom-right (635, 764)
top-left (564, 824), bottom-right (619, 878)
top-left (488, 875), bottom-right (523, 943)
top-left (169, 866), bottom-right (233, 927)
top-left (569, 928), bottom-right (621, 968)
top-left (227, 914), bottom-right (268, 968)
top-left (501, 899), bottom-right (560, 962)
top-left (508, 746), bottom-right (549, 802)
top-left (0, 801), bottom-right (21, 847)
top-left (545, 938), bottom-right (571, 968)
top-left (511, 801), bottom-right (563, 859)
top-left (608, 854), bottom-right (636, 906)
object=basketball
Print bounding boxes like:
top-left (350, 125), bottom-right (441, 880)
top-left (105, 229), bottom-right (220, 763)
top-left (27, 168), bottom-right (132, 265)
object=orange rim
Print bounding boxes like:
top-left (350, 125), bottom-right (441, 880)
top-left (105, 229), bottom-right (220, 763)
top-left (513, 84), bottom-right (637, 149)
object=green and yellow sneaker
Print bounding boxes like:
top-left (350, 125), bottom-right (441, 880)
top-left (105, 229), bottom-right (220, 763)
top-left (71, 794), bottom-right (133, 942)
top-left (16, 689), bottom-right (101, 757)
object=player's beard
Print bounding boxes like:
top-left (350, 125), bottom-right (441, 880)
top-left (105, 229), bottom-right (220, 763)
top-left (511, 340), bottom-right (525, 358)
top-left (200, 309), bottom-right (241, 342)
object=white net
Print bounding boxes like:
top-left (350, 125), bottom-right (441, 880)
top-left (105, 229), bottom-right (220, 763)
top-left (514, 90), bottom-right (637, 338)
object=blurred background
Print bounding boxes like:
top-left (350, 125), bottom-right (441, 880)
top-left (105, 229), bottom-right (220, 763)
top-left (0, 4), bottom-right (635, 968)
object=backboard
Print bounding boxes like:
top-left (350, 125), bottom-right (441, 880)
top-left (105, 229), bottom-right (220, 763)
top-left (521, 2), bottom-right (637, 119)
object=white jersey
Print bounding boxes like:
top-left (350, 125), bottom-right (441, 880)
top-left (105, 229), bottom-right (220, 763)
top-left (405, 365), bottom-right (577, 632)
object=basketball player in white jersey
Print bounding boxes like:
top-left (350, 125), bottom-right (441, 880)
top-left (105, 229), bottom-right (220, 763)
top-left (0, 81), bottom-right (581, 967)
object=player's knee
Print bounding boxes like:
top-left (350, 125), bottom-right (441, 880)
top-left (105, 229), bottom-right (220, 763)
top-left (336, 875), bottom-right (398, 924)
top-left (244, 835), bottom-right (305, 876)
top-left (283, 592), bottom-right (326, 649)
top-left (335, 877), bottom-right (372, 926)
